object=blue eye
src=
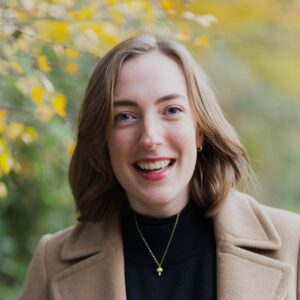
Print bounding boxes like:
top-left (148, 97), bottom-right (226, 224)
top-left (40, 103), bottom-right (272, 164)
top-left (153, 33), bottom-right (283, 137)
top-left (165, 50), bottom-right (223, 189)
top-left (114, 113), bottom-right (134, 122)
top-left (166, 107), bottom-right (182, 114)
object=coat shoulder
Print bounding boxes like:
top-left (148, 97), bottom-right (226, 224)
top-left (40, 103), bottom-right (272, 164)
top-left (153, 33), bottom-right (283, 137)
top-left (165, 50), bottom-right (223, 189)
top-left (19, 222), bottom-right (99, 300)
top-left (245, 191), bottom-right (300, 230)
top-left (44, 225), bottom-right (75, 250)
top-left (262, 204), bottom-right (300, 245)
top-left (18, 226), bottom-right (75, 300)
top-left (263, 204), bottom-right (300, 227)
top-left (236, 190), bottom-right (300, 228)
top-left (232, 190), bottom-right (300, 246)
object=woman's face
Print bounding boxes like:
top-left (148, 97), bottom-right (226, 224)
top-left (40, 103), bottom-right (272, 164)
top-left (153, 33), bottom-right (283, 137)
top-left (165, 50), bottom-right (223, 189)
top-left (107, 51), bottom-right (201, 217)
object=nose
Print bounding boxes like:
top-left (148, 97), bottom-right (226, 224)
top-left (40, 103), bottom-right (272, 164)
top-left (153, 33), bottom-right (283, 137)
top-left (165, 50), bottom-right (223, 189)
top-left (138, 116), bottom-right (162, 150)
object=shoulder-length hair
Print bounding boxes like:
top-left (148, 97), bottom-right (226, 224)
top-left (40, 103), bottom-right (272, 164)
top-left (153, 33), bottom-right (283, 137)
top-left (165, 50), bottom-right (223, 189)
top-left (69, 34), bottom-right (250, 221)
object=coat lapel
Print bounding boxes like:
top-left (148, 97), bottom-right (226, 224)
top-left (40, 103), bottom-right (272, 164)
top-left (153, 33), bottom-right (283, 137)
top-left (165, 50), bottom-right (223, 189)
top-left (214, 191), bottom-right (293, 300)
top-left (50, 214), bottom-right (126, 300)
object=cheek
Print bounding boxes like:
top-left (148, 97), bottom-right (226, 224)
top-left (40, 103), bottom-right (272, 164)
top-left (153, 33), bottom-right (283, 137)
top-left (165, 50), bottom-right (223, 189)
top-left (170, 122), bottom-right (197, 145)
top-left (108, 130), bottom-right (135, 162)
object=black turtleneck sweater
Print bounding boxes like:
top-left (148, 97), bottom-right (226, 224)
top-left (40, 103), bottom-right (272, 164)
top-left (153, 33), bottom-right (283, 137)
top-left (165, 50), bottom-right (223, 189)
top-left (121, 201), bottom-right (217, 300)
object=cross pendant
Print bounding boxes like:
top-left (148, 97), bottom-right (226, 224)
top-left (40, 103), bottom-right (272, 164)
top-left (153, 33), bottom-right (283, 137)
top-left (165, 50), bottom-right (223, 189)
top-left (156, 266), bottom-right (163, 276)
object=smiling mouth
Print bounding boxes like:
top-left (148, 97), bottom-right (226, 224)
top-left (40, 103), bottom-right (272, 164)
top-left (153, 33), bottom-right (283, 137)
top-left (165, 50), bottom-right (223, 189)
top-left (134, 159), bottom-right (176, 173)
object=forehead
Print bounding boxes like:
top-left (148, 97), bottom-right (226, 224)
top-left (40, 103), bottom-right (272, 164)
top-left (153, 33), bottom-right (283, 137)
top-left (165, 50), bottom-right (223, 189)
top-left (114, 51), bottom-right (187, 99)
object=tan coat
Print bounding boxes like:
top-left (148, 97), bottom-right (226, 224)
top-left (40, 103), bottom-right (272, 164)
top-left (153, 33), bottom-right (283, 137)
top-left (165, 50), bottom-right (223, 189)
top-left (19, 191), bottom-right (300, 300)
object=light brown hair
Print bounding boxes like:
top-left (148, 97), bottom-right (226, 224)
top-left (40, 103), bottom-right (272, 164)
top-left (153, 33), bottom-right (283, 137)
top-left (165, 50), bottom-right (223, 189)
top-left (69, 34), bottom-right (250, 221)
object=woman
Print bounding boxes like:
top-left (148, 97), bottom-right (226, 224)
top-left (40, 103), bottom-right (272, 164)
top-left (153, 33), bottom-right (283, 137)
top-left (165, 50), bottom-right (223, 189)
top-left (20, 35), bottom-right (300, 300)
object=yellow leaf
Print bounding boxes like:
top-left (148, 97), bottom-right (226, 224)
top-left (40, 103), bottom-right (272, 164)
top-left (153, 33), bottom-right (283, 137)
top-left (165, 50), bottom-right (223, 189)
top-left (31, 86), bottom-right (45, 106)
top-left (37, 55), bottom-right (51, 73)
top-left (0, 138), bottom-right (6, 153)
top-left (70, 8), bottom-right (94, 20)
top-left (21, 127), bottom-right (38, 144)
top-left (142, 2), bottom-right (156, 23)
top-left (10, 62), bottom-right (24, 74)
top-left (107, 0), bottom-right (117, 5)
top-left (160, 0), bottom-right (174, 11)
top-left (7, 122), bottom-right (24, 140)
top-left (104, 35), bottom-right (120, 47)
top-left (89, 23), bottom-right (105, 36)
top-left (0, 110), bottom-right (7, 133)
top-left (0, 182), bottom-right (8, 198)
top-left (37, 21), bottom-right (70, 43)
top-left (65, 48), bottom-right (80, 59)
top-left (0, 152), bottom-right (12, 175)
top-left (176, 26), bottom-right (191, 41)
top-left (64, 62), bottom-right (79, 74)
top-left (51, 94), bottom-right (67, 117)
top-left (160, 0), bottom-right (176, 15)
top-left (125, 1), bottom-right (147, 14)
top-left (16, 10), bottom-right (28, 22)
top-left (110, 8), bottom-right (124, 24)
top-left (194, 35), bottom-right (210, 48)
top-left (78, 22), bottom-right (119, 47)
top-left (35, 105), bottom-right (54, 123)
top-left (66, 141), bottom-right (76, 156)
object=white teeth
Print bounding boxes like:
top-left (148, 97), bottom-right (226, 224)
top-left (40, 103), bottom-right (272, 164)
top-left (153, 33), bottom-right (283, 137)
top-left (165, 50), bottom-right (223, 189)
top-left (136, 160), bottom-right (171, 170)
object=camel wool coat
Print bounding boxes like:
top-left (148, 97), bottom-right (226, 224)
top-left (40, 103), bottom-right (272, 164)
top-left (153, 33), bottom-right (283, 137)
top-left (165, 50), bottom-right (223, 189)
top-left (19, 191), bottom-right (300, 300)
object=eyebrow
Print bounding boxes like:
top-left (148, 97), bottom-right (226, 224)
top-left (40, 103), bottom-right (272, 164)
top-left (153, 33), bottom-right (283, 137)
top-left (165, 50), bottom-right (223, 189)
top-left (113, 93), bottom-right (187, 107)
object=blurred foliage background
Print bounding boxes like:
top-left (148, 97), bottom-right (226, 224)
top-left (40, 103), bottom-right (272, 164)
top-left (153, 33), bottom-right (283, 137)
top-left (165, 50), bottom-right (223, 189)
top-left (0, 0), bottom-right (299, 298)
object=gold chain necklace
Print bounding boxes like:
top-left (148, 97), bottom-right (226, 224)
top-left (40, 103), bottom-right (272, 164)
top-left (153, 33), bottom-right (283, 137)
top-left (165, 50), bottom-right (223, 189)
top-left (134, 212), bottom-right (180, 277)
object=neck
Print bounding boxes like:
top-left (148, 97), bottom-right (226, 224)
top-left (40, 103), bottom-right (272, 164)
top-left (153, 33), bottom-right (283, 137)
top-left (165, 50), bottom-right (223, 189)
top-left (128, 199), bottom-right (189, 218)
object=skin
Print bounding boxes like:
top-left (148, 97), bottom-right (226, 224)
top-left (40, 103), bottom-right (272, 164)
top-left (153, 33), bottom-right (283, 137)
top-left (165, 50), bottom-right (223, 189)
top-left (107, 51), bottom-right (202, 217)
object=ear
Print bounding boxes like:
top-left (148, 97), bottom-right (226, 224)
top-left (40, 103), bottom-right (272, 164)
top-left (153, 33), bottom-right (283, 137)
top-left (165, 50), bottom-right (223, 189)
top-left (196, 124), bottom-right (204, 149)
